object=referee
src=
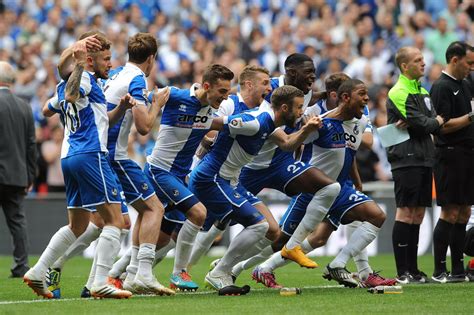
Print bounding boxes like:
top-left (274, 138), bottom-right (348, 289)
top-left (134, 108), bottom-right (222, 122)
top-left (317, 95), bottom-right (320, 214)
top-left (386, 47), bottom-right (444, 284)
top-left (430, 41), bottom-right (474, 283)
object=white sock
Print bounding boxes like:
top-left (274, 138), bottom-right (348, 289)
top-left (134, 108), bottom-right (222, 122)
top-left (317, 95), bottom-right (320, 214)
top-left (345, 221), bottom-right (372, 279)
top-left (173, 219), bottom-right (201, 274)
top-left (136, 243), bottom-right (156, 279)
top-left (33, 225), bottom-right (77, 275)
top-left (286, 183), bottom-right (340, 249)
top-left (85, 251), bottom-right (98, 290)
top-left (232, 244), bottom-right (274, 277)
top-left (259, 251), bottom-right (289, 273)
top-left (301, 238), bottom-right (314, 254)
top-left (212, 222), bottom-right (269, 276)
top-left (153, 239), bottom-right (176, 267)
top-left (52, 222), bottom-right (101, 270)
top-left (124, 245), bottom-right (139, 283)
top-left (109, 246), bottom-right (132, 278)
top-left (92, 225), bottom-right (121, 288)
top-left (188, 225), bottom-right (224, 268)
top-left (330, 221), bottom-right (380, 269)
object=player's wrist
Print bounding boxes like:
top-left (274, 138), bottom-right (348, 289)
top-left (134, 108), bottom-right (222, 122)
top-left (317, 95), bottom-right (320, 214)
top-left (468, 112), bottom-right (474, 123)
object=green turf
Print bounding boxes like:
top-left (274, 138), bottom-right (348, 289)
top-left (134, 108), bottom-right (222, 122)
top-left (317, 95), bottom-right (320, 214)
top-left (1, 255), bottom-right (473, 314)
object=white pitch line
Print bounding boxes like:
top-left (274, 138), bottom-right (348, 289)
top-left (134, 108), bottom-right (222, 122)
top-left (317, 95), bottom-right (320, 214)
top-left (0, 285), bottom-right (343, 306)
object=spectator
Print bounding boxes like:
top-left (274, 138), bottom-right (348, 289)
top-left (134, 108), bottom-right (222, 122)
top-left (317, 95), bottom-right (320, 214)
top-left (0, 61), bottom-right (36, 278)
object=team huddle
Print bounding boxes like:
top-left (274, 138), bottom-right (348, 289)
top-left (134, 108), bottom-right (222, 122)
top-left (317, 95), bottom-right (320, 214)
top-left (24, 31), bottom-right (397, 299)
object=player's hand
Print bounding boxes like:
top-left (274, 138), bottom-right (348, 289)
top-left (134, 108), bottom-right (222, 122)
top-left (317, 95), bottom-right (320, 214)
top-left (119, 93), bottom-right (137, 110)
top-left (304, 115), bottom-right (322, 131)
top-left (72, 35), bottom-right (101, 64)
top-left (152, 87), bottom-right (170, 109)
top-left (395, 119), bottom-right (408, 129)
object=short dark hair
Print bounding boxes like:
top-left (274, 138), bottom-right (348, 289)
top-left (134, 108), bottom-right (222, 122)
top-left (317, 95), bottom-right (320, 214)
top-left (284, 53), bottom-right (313, 70)
top-left (325, 72), bottom-right (351, 93)
top-left (128, 33), bottom-right (158, 64)
top-left (271, 85), bottom-right (304, 110)
top-left (202, 64), bottom-right (234, 85)
top-left (445, 41), bottom-right (473, 64)
top-left (337, 79), bottom-right (365, 99)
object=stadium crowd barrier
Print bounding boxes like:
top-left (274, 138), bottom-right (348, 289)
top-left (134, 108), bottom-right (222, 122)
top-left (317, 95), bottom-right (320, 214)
top-left (0, 183), bottom-right (439, 256)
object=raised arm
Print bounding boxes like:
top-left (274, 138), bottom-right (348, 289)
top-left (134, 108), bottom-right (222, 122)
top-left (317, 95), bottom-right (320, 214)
top-left (108, 94), bottom-right (137, 126)
top-left (58, 36), bottom-right (102, 80)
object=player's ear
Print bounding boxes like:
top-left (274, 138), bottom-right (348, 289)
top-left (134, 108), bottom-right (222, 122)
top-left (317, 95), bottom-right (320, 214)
top-left (202, 82), bottom-right (211, 91)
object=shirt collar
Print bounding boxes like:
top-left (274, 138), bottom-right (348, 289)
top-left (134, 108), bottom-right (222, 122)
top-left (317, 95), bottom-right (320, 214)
top-left (126, 62), bottom-right (145, 76)
top-left (190, 83), bottom-right (201, 97)
top-left (442, 70), bottom-right (459, 81)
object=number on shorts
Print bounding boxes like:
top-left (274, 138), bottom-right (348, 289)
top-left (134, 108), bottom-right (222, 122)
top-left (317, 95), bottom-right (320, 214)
top-left (59, 100), bottom-right (80, 133)
top-left (287, 161), bottom-right (306, 174)
top-left (349, 191), bottom-right (366, 202)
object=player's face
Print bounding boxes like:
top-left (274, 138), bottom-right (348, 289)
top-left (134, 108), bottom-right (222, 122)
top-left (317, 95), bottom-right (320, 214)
top-left (406, 49), bottom-right (425, 80)
top-left (252, 72), bottom-right (272, 102)
top-left (284, 96), bottom-right (305, 127)
top-left (348, 84), bottom-right (369, 119)
top-left (92, 49), bottom-right (112, 79)
top-left (287, 61), bottom-right (316, 94)
top-left (206, 78), bottom-right (231, 109)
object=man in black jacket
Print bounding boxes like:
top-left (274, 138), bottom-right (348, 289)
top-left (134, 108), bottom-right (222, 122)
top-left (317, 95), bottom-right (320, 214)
top-left (430, 41), bottom-right (474, 283)
top-left (0, 61), bottom-right (36, 278)
top-left (386, 47), bottom-right (444, 284)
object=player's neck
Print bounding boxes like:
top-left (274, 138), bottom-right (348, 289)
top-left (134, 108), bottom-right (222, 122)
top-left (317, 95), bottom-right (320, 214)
top-left (329, 106), bottom-right (352, 121)
top-left (194, 88), bottom-right (210, 106)
top-left (129, 61), bottom-right (148, 75)
top-left (240, 91), bottom-right (259, 108)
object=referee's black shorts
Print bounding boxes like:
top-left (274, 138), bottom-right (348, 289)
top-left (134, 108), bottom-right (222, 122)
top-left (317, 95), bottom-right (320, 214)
top-left (392, 166), bottom-right (432, 207)
top-left (434, 146), bottom-right (474, 206)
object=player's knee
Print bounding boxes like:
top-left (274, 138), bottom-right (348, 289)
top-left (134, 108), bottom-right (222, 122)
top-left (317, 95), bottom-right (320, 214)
top-left (370, 210), bottom-right (386, 228)
top-left (187, 204), bottom-right (206, 226)
top-left (265, 222), bottom-right (280, 241)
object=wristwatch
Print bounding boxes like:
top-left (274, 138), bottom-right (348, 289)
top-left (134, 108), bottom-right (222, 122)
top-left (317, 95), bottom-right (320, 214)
top-left (469, 112), bottom-right (474, 122)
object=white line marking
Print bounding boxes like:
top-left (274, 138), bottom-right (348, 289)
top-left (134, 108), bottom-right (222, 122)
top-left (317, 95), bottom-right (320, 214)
top-left (0, 285), bottom-right (343, 305)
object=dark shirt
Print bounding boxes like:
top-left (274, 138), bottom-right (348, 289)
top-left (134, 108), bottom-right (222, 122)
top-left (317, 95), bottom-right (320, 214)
top-left (430, 72), bottom-right (474, 148)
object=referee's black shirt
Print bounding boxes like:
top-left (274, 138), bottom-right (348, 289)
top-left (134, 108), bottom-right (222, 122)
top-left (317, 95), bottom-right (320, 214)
top-left (430, 71), bottom-right (474, 148)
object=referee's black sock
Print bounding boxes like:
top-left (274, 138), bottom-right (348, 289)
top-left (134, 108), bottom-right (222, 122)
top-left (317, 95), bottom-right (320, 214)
top-left (392, 221), bottom-right (411, 276)
top-left (408, 224), bottom-right (420, 274)
top-left (450, 223), bottom-right (467, 275)
top-left (433, 219), bottom-right (453, 276)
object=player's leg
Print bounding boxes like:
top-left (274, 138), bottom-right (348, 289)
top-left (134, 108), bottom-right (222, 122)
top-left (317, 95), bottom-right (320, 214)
top-left (447, 205), bottom-right (471, 282)
top-left (282, 167), bottom-right (340, 268)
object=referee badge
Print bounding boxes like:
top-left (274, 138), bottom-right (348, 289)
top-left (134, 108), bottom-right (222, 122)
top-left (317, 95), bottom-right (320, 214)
top-left (424, 97), bottom-right (432, 111)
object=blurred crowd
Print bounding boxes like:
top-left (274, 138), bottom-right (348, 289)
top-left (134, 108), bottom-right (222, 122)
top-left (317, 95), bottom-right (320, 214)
top-left (1, 0), bottom-right (473, 193)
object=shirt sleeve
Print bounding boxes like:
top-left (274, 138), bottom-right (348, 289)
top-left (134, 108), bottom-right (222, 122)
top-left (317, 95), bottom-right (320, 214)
top-left (129, 75), bottom-right (148, 106)
top-left (224, 114), bottom-right (261, 137)
top-left (79, 72), bottom-right (92, 97)
top-left (47, 95), bottom-right (62, 113)
top-left (216, 98), bottom-right (235, 117)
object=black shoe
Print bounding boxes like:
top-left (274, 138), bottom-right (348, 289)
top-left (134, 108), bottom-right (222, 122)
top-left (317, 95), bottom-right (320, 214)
top-left (446, 273), bottom-right (468, 283)
top-left (81, 286), bottom-right (91, 298)
top-left (396, 272), bottom-right (410, 284)
top-left (218, 285), bottom-right (251, 296)
top-left (10, 266), bottom-right (29, 278)
top-left (431, 271), bottom-right (449, 284)
top-left (410, 270), bottom-right (429, 284)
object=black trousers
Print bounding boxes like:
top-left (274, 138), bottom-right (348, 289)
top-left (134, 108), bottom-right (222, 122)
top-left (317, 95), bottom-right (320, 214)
top-left (0, 184), bottom-right (29, 275)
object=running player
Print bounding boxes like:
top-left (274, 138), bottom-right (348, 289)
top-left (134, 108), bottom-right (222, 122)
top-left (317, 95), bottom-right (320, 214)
top-left (144, 64), bottom-right (234, 291)
top-left (256, 79), bottom-right (389, 288)
top-left (24, 32), bottom-right (133, 299)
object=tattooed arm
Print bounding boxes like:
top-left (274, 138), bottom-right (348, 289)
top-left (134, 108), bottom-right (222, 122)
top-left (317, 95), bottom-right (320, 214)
top-left (65, 42), bottom-right (88, 103)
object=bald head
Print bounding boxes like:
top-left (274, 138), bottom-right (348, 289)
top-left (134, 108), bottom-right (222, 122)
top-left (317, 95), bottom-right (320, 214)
top-left (0, 61), bottom-right (15, 86)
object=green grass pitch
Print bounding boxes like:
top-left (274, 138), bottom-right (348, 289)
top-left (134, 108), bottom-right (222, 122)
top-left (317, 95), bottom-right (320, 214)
top-left (1, 255), bottom-right (473, 314)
